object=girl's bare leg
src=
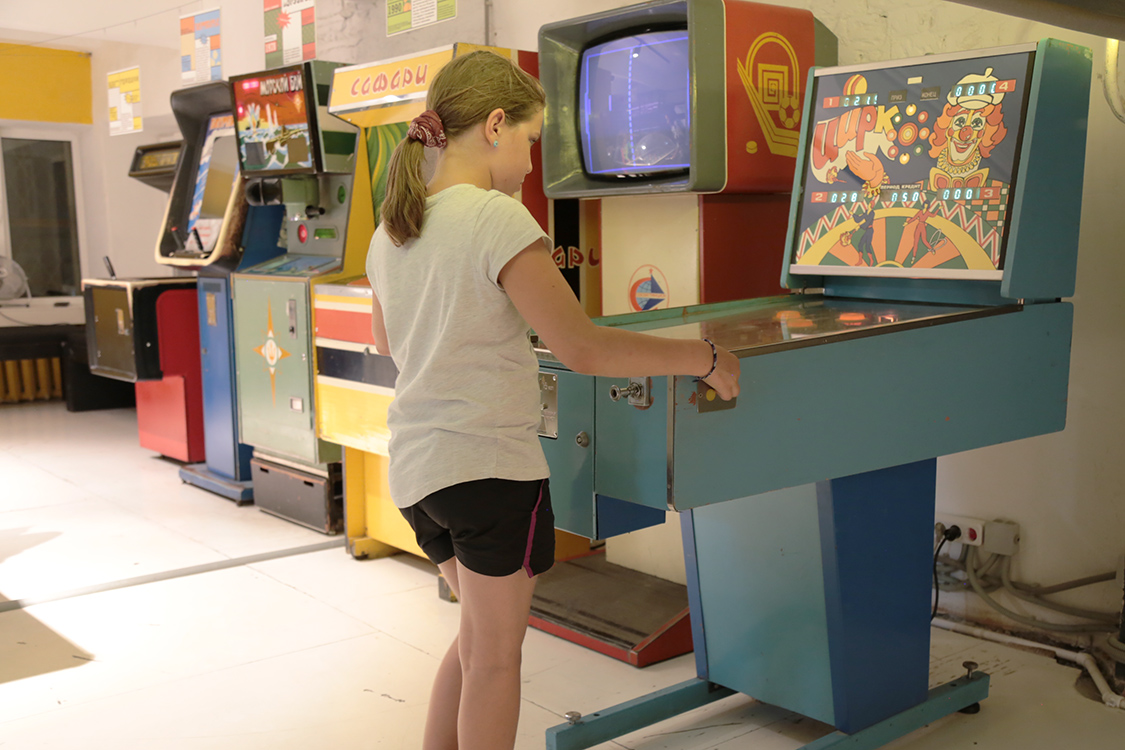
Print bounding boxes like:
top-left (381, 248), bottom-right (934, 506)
top-left (423, 558), bottom-right (463, 750)
top-left (454, 560), bottom-right (538, 750)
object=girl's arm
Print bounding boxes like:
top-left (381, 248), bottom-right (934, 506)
top-left (370, 292), bottom-right (390, 356)
top-left (500, 243), bottom-right (740, 400)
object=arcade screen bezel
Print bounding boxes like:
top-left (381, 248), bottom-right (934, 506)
top-left (181, 113), bottom-right (239, 256)
top-left (158, 114), bottom-right (235, 259)
top-left (577, 26), bottom-right (693, 182)
top-left (230, 62), bottom-right (324, 177)
top-left (788, 44), bottom-right (1037, 283)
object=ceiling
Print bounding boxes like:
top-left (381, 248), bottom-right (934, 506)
top-left (946, 0), bottom-right (1125, 39)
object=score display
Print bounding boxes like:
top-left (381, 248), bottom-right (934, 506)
top-left (791, 47), bottom-right (1034, 280)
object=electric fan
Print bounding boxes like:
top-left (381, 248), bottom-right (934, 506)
top-left (0, 257), bottom-right (30, 300)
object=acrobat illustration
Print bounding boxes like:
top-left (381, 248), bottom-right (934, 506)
top-left (851, 204), bottom-right (877, 266)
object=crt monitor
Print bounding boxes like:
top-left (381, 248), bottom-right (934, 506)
top-left (579, 29), bottom-right (691, 180)
top-left (539, 0), bottom-right (829, 198)
top-left (789, 46), bottom-right (1035, 281)
top-left (231, 64), bottom-right (321, 175)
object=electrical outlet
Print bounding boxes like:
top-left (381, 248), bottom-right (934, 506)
top-left (935, 513), bottom-right (986, 546)
top-left (934, 514), bottom-right (1021, 555)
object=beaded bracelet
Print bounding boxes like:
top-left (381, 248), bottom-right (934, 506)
top-left (696, 338), bottom-right (718, 381)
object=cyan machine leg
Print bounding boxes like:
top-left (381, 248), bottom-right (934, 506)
top-left (546, 672), bottom-right (988, 750)
top-left (546, 460), bottom-right (989, 749)
top-left (545, 679), bottom-right (735, 750)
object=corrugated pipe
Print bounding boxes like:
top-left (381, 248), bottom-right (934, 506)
top-left (932, 618), bottom-right (1125, 710)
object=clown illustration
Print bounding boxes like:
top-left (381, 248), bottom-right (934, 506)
top-left (927, 67), bottom-right (1009, 191)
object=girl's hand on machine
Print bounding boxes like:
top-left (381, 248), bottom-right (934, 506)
top-left (703, 345), bottom-right (741, 401)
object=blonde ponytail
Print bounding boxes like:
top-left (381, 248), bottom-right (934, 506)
top-left (379, 51), bottom-right (545, 247)
top-left (380, 136), bottom-right (428, 247)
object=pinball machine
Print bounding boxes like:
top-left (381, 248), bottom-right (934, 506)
top-left (537, 28), bottom-right (1091, 750)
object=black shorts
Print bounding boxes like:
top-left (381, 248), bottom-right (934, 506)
top-left (399, 478), bottom-right (555, 578)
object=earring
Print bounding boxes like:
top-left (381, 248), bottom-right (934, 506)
top-left (493, 140), bottom-right (500, 147)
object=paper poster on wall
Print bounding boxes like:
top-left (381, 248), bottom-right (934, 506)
top-left (180, 9), bottom-right (222, 86)
top-left (264, 0), bottom-right (315, 67)
top-left (387, 0), bottom-right (457, 36)
top-left (107, 67), bottom-right (142, 136)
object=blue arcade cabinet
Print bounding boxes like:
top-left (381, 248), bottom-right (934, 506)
top-left (156, 82), bottom-right (285, 503)
top-left (536, 29), bottom-right (1091, 750)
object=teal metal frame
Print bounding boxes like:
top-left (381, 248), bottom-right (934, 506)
top-left (536, 34), bottom-right (1090, 750)
top-left (547, 673), bottom-right (989, 750)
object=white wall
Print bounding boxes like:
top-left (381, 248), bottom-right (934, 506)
top-left (490, 0), bottom-right (1125, 638)
top-left (85, 40), bottom-right (182, 281)
top-left (7, 0), bottom-right (1120, 639)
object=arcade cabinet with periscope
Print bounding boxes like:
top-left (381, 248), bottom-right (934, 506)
top-left (543, 0), bottom-right (837, 312)
top-left (313, 44), bottom-right (596, 566)
top-left (527, 0), bottom-right (837, 666)
top-left (82, 86), bottom-right (246, 464)
top-left (536, 25), bottom-right (1091, 750)
top-left (156, 83), bottom-right (287, 503)
top-left (229, 61), bottom-right (365, 533)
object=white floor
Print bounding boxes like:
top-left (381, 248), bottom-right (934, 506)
top-left (1, 402), bottom-right (1122, 750)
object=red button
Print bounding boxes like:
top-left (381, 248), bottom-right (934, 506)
top-left (968, 528), bottom-right (978, 542)
top-left (298, 224), bottom-right (308, 243)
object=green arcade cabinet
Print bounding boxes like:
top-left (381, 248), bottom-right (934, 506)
top-left (229, 60), bottom-right (371, 533)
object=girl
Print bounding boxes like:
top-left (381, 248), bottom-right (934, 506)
top-left (367, 50), bottom-right (740, 750)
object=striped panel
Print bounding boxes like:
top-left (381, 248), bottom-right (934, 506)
top-left (316, 346), bottom-right (397, 388)
top-left (315, 306), bottom-right (376, 345)
top-left (316, 380), bottom-right (393, 455)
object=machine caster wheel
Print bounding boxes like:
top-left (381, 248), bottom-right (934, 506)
top-left (959, 702), bottom-right (981, 715)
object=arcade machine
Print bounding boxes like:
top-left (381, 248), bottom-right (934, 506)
top-left (315, 44), bottom-right (596, 566)
top-left (528, 0), bottom-right (837, 666)
top-left (84, 125), bottom-right (211, 462)
top-left (537, 26), bottom-right (1091, 750)
top-left (229, 61), bottom-right (365, 533)
top-left (128, 141), bottom-right (182, 191)
top-left (156, 83), bottom-right (286, 503)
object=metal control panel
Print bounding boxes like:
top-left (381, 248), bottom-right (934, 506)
top-left (538, 372), bottom-right (559, 439)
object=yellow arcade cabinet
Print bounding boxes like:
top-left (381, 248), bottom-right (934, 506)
top-left (229, 61), bottom-right (368, 533)
top-left (313, 44), bottom-right (598, 561)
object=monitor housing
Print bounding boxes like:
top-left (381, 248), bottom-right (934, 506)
top-left (539, 0), bottom-right (833, 198)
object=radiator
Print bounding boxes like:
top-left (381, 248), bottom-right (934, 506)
top-left (0, 358), bottom-right (63, 403)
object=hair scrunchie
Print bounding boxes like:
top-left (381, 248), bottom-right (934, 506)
top-left (407, 110), bottom-right (447, 149)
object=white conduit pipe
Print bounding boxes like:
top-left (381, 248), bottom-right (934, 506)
top-left (932, 618), bottom-right (1125, 710)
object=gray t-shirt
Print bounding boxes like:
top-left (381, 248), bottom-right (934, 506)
top-left (366, 184), bottom-right (551, 509)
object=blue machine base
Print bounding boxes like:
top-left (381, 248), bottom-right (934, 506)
top-left (180, 463), bottom-right (254, 505)
top-left (545, 672), bottom-right (989, 750)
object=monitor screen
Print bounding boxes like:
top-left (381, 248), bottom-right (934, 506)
top-left (790, 49), bottom-right (1034, 281)
top-left (184, 114), bottom-right (238, 255)
top-left (233, 65), bottom-right (317, 173)
top-left (579, 29), bottom-right (691, 179)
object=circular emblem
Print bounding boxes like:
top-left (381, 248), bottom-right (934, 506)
top-left (628, 265), bottom-right (669, 312)
top-left (263, 337), bottom-right (280, 366)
